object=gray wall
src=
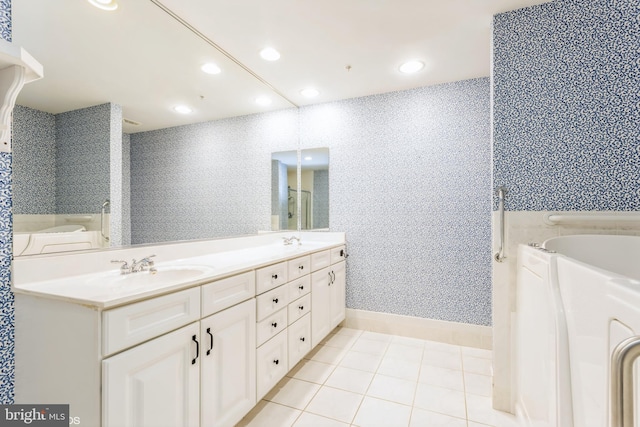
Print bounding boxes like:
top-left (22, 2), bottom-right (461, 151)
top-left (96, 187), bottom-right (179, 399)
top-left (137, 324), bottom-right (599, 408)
top-left (131, 78), bottom-right (491, 326)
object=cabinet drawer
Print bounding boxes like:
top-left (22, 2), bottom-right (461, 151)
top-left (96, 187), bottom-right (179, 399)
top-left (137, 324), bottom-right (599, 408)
top-left (201, 271), bottom-right (255, 317)
top-left (288, 294), bottom-right (311, 325)
top-left (255, 262), bottom-right (288, 295)
top-left (256, 308), bottom-right (288, 347)
top-left (311, 250), bottom-right (331, 271)
top-left (256, 329), bottom-right (288, 401)
top-left (288, 255), bottom-right (310, 280)
top-left (288, 314), bottom-right (311, 370)
top-left (330, 246), bottom-right (347, 264)
top-left (256, 284), bottom-right (289, 322)
top-left (288, 275), bottom-right (310, 300)
top-left (102, 287), bottom-right (200, 356)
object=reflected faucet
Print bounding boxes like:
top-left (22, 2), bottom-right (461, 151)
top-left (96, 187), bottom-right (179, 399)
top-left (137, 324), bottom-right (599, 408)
top-left (111, 254), bottom-right (157, 274)
top-left (282, 236), bottom-right (301, 246)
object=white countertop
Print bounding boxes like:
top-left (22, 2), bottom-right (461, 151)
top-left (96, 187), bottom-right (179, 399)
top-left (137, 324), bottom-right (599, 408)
top-left (12, 232), bottom-right (345, 309)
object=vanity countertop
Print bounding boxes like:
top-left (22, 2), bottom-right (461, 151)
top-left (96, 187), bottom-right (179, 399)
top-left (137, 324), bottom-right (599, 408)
top-left (12, 233), bottom-right (345, 309)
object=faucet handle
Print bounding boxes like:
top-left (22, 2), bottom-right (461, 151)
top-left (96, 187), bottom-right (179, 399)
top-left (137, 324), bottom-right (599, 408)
top-left (141, 254), bottom-right (156, 263)
top-left (111, 260), bottom-right (131, 274)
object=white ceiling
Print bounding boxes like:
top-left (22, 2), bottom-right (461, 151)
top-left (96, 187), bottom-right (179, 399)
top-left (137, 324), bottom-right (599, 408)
top-left (13, 0), bottom-right (552, 133)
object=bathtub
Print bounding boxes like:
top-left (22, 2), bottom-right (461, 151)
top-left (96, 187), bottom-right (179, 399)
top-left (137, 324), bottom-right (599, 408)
top-left (14, 226), bottom-right (104, 256)
top-left (516, 234), bottom-right (640, 427)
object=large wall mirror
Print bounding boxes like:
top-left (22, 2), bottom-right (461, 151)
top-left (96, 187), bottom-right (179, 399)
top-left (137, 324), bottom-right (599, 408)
top-left (11, 0), bottom-right (302, 256)
top-left (271, 148), bottom-right (329, 231)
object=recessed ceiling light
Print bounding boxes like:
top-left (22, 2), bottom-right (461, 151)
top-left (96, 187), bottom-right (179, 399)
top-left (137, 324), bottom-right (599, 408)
top-left (300, 88), bottom-right (319, 98)
top-left (201, 63), bottom-right (221, 75)
top-left (255, 96), bottom-right (272, 106)
top-left (87, 0), bottom-right (118, 11)
top-left (173, 105), bottom-right (192, 114)
top-left (260, 47), bottom-right (281, 61)
top-left (399, 60), bottom-right (425, 74)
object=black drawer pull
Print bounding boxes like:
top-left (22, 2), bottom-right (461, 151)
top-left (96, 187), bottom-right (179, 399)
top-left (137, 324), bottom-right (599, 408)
top-left (271, 322), bottom-right (278, 328)
top-left (300, 337), bottom-right (305, 342)
top-left (299, 285), bottom-right (304, 290)
top-left (273, 298), bottom-right (279, 304)
top-left (299, 265), bottom-right (304, 270)
top-left (273, 359), bottom-right (279, 365)
top-left (192, 335), bottom-right (199, 365)
top-left (298, 305), bottom-right (304, 311)
top-left (272, 274), bottom-right (278, 279)
top-left (206, 327), bottom-right (214, 356)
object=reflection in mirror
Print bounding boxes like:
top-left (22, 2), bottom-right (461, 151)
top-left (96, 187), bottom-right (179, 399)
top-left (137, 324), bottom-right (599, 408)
top-left (10, 0), bottom-right (296, 256)
top-left (271, 148), bottom-right (329, 231)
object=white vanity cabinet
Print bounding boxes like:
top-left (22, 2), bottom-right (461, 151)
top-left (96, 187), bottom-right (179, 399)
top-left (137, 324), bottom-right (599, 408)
top-left (200, 299), bottom-right (256, 427)
top-left (13, 237), bottom-right (346, 427)
top-left (102, 322), bottom-right (201, 427)
top-left (311, 246), bottom-right (347, 347)
top-left (102, 280), bottom-right (257, 427)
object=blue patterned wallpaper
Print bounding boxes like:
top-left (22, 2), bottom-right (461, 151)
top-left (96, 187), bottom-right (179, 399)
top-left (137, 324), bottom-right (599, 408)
top-left (55, 103), bottom-right (112, 215)
top-left (0, 0), bottom-right (10, 42)
top-left (493, 0), bottom-right (640, 211)
top-left (0, 0), bottom-right (12, 404)
top-left (301, 78), bottom-right (491, 325)
top-left (12, 105), bottom-right (56, 214)
top-left (130, 109), bottom-right (299, 243)
top-left (131, 78), bottom-right (491, 325)
top-left (312, 169), bottom-right (329, 229)
top-left (0, 152), bottom-right (12, 404)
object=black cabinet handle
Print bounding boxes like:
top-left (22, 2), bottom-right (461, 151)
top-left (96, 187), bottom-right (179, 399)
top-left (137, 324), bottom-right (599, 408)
top-left (300, 337), bottom-right (305, 342)
top-left (299, 285), bottom-right (304, 290)
top-left (299, 265), bottom-right (304, 270)
top-left (299, 305), bottom-right (304, 311)
top-left (273, 359), bottom-right (279, 365)
top-left (272, 322), bottom-right (278, 328)
top-left (206, 327), bottom-right (213, 356)
top-left (272, 274), bottom-right (278, 279)
top-left (331, 271), bottom-right (336, 283)
top-left (328, 271), bottom-right (332, 285)
top-left (273, 298), bottom-right (279, 304)
top-left (192, 335), bottom-right (199, 365)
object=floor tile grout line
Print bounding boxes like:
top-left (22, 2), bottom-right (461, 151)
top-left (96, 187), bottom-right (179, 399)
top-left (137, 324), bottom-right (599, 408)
top-left (407, 338), bottom-right (427, 427)
top-left (344, 330), bottom-right (390, 425)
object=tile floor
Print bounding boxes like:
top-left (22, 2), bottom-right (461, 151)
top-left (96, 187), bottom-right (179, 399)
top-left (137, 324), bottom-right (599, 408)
top-left (237, 327), bottom-right (519, 427)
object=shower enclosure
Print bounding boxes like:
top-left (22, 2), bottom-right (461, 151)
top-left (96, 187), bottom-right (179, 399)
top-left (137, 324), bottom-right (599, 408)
top-left (288, 188), bottom-right (311, 230)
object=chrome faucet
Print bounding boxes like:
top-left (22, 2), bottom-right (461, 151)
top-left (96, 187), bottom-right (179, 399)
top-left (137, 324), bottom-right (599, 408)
top-left (111, 254), bottom-right (157, 274)
top-left (282, 236), bottom-right (301, 246)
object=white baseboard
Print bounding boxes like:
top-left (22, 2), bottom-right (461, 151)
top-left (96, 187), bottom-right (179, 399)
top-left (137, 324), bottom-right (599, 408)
top-left (344, 308), bottom-right (492, 349)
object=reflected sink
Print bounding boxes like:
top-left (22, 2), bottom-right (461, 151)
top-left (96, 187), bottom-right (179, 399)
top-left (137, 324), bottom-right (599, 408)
top-left (87, 265), bottom-right (215, 290)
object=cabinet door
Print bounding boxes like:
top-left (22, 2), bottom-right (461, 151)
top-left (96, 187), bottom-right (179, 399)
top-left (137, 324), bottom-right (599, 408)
top-left (201, 299), bottom-right (256, 427)
top-left (330, 261), bottom-right (346, 329)
top-left (311, 266), bottom-right (332, 347)
top-left (256, 329), bottom-right (289, 401)
top-left (102, 322), bottom-right (200, 427)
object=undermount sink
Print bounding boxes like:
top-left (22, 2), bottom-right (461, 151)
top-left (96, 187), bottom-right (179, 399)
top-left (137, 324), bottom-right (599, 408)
top-left (87, 265), bottom-right (215, 289)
